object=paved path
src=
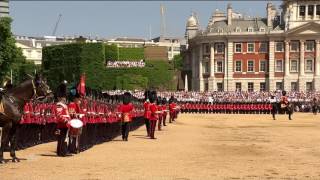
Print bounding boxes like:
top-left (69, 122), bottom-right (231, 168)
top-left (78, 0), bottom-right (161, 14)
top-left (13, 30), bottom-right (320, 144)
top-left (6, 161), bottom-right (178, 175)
top-left (1, 113), bottom-right (320, 180)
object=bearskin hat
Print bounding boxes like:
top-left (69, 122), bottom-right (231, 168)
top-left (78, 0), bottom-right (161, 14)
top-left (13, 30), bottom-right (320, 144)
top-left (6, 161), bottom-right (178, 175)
top-left (123, 92), bottom-right (132, 105)
top-left (149, 91), bottom-right (157, 103)
top-left (282, 90), bottom-right (287, 96)
top-left (162, 98), bottom-right (167, 105)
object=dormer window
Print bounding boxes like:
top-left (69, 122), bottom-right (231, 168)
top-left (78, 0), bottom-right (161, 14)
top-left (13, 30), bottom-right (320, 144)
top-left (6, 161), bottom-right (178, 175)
top-left (248, 27), bottom-right (254, 32)
top-left (235, 27), bottom-right (241, 32)
top-left (260, 28), bottom-right (265, 32)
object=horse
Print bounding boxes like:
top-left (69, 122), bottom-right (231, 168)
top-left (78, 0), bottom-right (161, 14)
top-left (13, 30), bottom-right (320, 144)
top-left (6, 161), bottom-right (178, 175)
top-left (0, 75), bottom-right (52, 163)
top-left (273, 102), bottom-right (294, 120)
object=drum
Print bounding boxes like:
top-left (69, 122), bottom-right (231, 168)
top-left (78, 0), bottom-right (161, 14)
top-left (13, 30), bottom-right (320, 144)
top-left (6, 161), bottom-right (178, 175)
top-left (68, 119), bottom-right (83, 137)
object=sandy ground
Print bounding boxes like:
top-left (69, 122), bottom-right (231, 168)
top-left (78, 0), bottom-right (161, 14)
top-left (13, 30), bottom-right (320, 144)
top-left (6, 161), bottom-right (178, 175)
top-left (1, 113), bottom-right (320, 180)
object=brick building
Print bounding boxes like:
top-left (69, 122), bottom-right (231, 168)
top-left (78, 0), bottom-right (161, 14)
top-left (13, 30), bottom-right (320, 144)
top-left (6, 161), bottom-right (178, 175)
top-left (184, 0), bottom-right (320, 92)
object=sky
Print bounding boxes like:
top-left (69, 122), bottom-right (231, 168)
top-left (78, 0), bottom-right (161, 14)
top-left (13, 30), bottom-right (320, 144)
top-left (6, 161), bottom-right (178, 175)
top-left (9, 1), bottom-right (282, 39)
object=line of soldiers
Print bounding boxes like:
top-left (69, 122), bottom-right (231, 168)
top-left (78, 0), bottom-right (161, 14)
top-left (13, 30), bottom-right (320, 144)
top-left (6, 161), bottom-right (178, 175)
top-left (20, 99), bottom-right (144, 125)
top-left (143, 91), bottom-right (179, 139)
top-left (178, 102), bottom-right (273, 114)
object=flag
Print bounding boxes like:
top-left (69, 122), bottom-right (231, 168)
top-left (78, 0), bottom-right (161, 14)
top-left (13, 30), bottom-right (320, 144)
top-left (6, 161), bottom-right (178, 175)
top-left (77, 74), bottom-right (86, 96)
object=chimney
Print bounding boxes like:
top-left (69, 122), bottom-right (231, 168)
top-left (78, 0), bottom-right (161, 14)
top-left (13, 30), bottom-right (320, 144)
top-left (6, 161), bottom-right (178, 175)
top-left (267, 2), bottom-right (273, 28)
top-left (227, 3), bottom-right (232, 26)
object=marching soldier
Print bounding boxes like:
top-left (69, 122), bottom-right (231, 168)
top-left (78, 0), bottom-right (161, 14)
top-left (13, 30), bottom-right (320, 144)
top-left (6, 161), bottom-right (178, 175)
top-left (143, 91), bottom-right (151, 136)
top-left (149, 91), bottom-right (158, 139)
top-left (118, 92), bottom-right (134, 141)
top-left (162, 98), bottom-right (168, 127)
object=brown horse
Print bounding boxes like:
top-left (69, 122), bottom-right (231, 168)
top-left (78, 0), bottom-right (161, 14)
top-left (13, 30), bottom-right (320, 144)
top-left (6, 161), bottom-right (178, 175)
top-left (0, 75), bottom-right (52, 163)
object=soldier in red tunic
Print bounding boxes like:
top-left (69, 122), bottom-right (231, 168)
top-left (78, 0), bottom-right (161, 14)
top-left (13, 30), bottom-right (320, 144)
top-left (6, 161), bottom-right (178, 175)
top-left (162, 98), bottom-right (168, 126)
top-left (56, 98), bottom-right (71, 156)
top-left (157, 96), bottom-right (163, 131)
top-left (143, 91), bottom-right (151, 136)
top-left (169, 97), bottom-right (175, 123)
top-left (68, 94), bottom-right (82, 154)
top-left (118, 92), bottom-right (134, 141)
top-left (148, 91), bottom-right (158, 139)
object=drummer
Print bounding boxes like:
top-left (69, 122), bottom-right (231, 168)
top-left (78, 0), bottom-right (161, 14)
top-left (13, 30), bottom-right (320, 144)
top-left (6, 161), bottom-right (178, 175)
top-left (67, 93), bottom-right (82, 154)
top-left (56, 96), bottom-right (71, 157)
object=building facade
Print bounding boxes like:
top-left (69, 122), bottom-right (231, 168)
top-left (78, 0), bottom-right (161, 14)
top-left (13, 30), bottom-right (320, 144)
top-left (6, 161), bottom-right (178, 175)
top-left (0, 0), bottom-right (9, 18)
top-left (184, 0), bottom-right (320, 92)
top-left (15, 36), bottom-right (71, 65)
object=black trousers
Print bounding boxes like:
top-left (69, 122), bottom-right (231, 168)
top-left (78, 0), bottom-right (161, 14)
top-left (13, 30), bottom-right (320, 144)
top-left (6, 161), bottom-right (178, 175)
top-left (121, 122), bottom-right (130, 140)
top-left (149, 120), bottom-right (157, 139)
top-left (57, 128), bottom-right (68, 156)
top-left (144, 118), bottom-right (150, 136)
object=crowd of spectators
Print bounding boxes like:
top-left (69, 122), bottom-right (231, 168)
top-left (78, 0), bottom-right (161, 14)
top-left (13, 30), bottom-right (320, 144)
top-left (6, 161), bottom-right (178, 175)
top-left (106, 60), bottom-right (145, 68)
top-left (103, 90), bottom-right (320, 113)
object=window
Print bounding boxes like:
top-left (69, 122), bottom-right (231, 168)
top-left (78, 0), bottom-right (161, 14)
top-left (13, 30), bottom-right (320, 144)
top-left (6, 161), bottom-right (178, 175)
top-left (235, 27), bottom-right (241, 32)
top-left (215, 43), bottom-right (224, 54)
top-left (260, 60), bottom-right (266, 72)
top-left (291, 82), bottom-right (298, 91)
top-left (290, 60), bottom-right (298, 72)
top-left (259, 42), bottom-right (268, 52)
top-left (235, 61), bottom-right (242, 72)
top-left (275, 42), bottom-right (284, 52)
top-left (216, 61), bottom-right (223, 73)
top-left (203, 62), bottom-right (210, 73)
top-left (306, 41), bottom-right (315, 51)
top-left (236, 83), bottom-right (241, 91)
top-left (260, 28), bottom-right (265, 32)
top-left (299, 5), bottom-right (306, 16)
top-left (235, 43), bottom-right (242, 53)
top-left (217, 83), bottom-right (223, 92)
top-left (247, 43), bottom-right (255, 53)
top-left (247, 60), bottom-right (254, 72)
top-left (260, 82), bottom-right (266, 91)
top-left (248, 82), bottom-right (254, 92)
top-left (306, 82), bottom-right (313, 92)
top-left (308, 5), bottom-right (314, 16)
top-left (203, 44), bottom-right (210, 54)
top-left (306, 59), bottom-right (313, 72)
top-left (276, 82), bottom-right (283, 90)
top-left (275, 60), bottom-right (283, 72)
top-left (205, 83), bottom-right (209, 91)
top-left (290, 41), bottom-right (299, 52)
top-left (248, 27), bottom-right (254, 32)
top-left (317, 5), bottom-right (320, 15)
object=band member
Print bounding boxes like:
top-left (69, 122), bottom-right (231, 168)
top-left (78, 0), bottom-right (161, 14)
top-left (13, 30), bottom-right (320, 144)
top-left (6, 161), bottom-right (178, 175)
top-left (149, 91), bottom-right (158, 139)
top-left (118, 92), bottom-right (134, 141)
top-left (68, 94), bottom-right (82, 154)
top-left (56, 98), bottom-right (71, 157)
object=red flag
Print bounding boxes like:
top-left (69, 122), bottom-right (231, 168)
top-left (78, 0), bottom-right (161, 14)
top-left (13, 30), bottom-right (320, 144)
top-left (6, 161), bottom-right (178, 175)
top-left (77, 74), bottom-right (86, 96)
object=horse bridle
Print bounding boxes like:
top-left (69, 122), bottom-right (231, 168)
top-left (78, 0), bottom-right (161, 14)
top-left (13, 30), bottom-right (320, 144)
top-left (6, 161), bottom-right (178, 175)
top-left (31, 79), bottom-right (51, 100)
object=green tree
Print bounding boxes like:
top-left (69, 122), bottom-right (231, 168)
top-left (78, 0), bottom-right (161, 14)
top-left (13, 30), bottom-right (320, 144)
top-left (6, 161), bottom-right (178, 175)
top-left (172, 54), bottom-right (183, 71)
top-left (0, 17), bottom-right (26, 84)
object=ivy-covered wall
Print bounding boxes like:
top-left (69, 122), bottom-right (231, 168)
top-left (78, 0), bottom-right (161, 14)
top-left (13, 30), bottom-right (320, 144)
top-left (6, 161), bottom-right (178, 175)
top-left (43, 43), bottom-right (175, 91)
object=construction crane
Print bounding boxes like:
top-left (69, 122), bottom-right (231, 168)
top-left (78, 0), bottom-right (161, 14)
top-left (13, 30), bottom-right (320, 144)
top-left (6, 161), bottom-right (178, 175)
top-left (52, 14), bottom-right (62, 36)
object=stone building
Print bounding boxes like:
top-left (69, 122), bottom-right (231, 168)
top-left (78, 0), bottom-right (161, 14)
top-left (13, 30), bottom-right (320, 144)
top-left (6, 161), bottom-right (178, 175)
top-left (184, 0), bottom-right (320, 92)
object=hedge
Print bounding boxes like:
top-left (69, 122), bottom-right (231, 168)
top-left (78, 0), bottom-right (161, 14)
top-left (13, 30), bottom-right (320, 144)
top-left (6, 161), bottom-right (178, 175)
top-left (105, 44), bottom-right (144, 61)
top-left (43, 43), bottom-right (175, 91)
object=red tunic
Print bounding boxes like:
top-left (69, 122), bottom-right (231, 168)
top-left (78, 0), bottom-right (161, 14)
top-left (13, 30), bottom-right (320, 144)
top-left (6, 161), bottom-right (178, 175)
top-left (56, 102), bottom-right (70, 128)
top-left (149, 103), bottom-right (158, 121)
top-left (118, 103), bottom-right (134, 122)
top-left (144, 101), bottom-right (151, 119)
